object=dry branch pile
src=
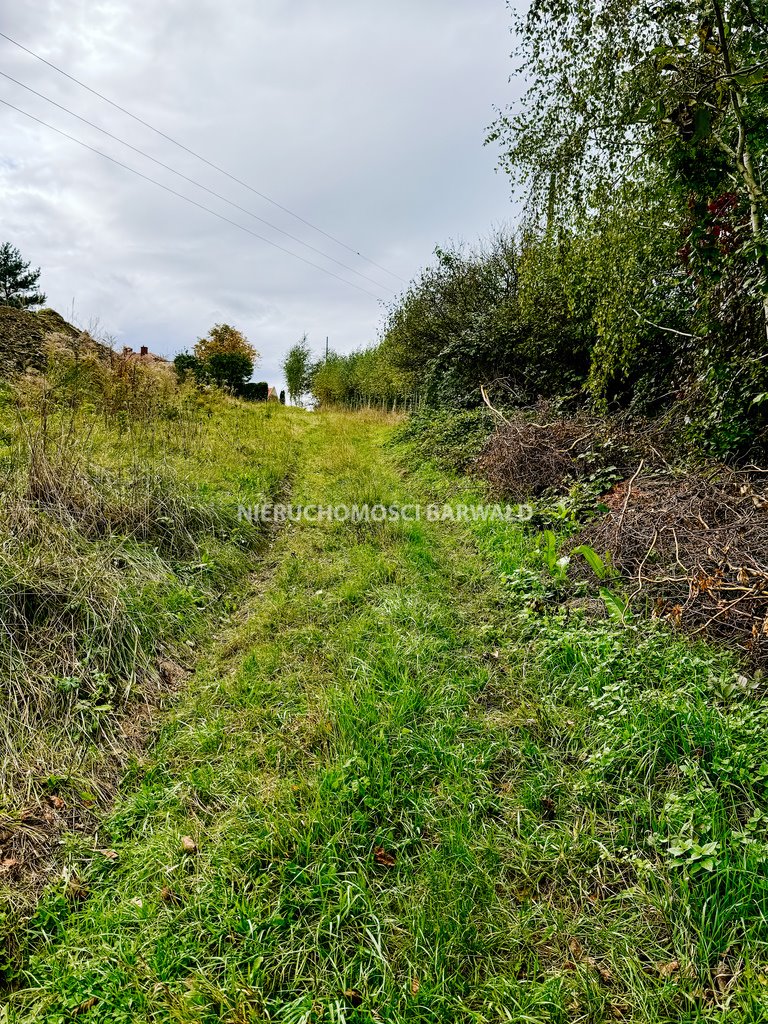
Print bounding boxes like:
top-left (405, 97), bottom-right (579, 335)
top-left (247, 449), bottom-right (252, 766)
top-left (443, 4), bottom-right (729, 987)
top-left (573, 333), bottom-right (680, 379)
top-left (474, 412), bottom-right (609, 496)
top-left (475, 409), bottom-right (768, 664)
top-left (473, 406), bottom-right (679, 498)
top-left (572, 471), bottom-right (768, 664)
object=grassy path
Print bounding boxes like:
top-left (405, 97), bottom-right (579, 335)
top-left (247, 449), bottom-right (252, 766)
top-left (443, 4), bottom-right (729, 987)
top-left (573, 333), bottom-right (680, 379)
top-left (5, 411), bottom-right (519, 1023)
top-left (5, 410), bottom-right (768, 1023)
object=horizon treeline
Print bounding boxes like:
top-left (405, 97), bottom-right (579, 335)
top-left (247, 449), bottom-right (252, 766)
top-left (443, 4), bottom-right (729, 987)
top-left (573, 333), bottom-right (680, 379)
top-left (294, 0), bottom-right (768, 458)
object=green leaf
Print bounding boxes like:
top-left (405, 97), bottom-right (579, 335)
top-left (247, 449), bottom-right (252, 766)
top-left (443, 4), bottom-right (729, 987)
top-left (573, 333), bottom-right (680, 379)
top-left (599, 587), bottom-right (633, 623)
top-left (692, 106), bottom-right (711, 142)
top-left (571, 544), bottom-right (608, 579)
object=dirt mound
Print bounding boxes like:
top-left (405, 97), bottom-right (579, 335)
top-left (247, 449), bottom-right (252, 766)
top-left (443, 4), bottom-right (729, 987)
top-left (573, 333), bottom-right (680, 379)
top-left (0, 306), bottom-right (98, 378)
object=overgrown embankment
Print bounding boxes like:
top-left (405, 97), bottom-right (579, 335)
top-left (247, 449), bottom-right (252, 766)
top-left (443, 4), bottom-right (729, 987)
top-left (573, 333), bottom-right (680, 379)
top-left (0, 323), bottom-right (308, 951)
top-left (0, 307), bottom-right (92, 377)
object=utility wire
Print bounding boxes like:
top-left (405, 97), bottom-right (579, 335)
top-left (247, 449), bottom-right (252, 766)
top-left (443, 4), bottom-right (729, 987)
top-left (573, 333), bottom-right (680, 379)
top-left (0, 30), bottom-right (406, 284)
top-left (0, 69), bottom-right (392, 295)
top-left (0, 97), bottom-right (385, 301)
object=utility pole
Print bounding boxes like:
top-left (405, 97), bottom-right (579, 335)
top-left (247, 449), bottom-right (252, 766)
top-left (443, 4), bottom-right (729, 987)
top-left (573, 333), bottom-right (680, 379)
top-left (325, 336), bottom-right (329, 362)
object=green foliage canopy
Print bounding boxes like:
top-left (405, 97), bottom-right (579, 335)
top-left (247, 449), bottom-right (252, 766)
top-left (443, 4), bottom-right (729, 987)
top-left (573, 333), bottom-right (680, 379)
top-left (282, 334), bottom-right (313, 404)
top-left (0, 243), bottom-right (46, 310)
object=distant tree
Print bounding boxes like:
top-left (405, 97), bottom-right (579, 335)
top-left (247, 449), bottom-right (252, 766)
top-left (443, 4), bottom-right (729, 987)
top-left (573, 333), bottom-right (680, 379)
top-left (279, 389), bottom-right (286, 404)
top-left (173, 352), bottom-right (203, 381)
top-left (310, 352), bottom-right (352, 407)
top-left (282, 333), bottom-right (312, 404)
top-left (206, 351), bottom-right (254, 393)
top-left (192, 323), bottom-right (259, 394)
top-left (194, 323), bottom-right (258, 364)
top-left (0, 242), bottom-right (46, 309)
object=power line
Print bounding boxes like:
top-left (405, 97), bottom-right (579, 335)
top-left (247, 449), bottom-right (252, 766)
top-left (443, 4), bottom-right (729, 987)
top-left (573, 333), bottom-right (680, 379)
top-left (0, 97), bottom-right (385, 301)
top-left (0, 69), bottom-right (393, 295)
top-left (0, 30), bottom-right (406, 285)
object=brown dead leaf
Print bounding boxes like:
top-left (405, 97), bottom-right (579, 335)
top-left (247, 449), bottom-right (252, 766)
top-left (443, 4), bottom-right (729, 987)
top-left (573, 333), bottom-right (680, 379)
top-left (67, 877), bottom-right (89, 901)
top-left (592, 961), bottom-right (613, 984)
top-left (373, 846), bottom-right (396, 867)
top-left (48, 795), bottom-right (66, 810)
top-left (568, 937), bottom-right (612, 984)
top-left (658, 960), bottom-right (680, 978)
top-left (72, 996), bottom-right (98, 1015)
top-left (180, 835), bottom-right (197, 854)
top-left (0, 858), bottom-right (19, 874)
top-left (343, 989), bottom-right (363, 1006)
top-left (541, 797), bottom-right (556, 821)
top-left (160, 885), bottom-right (181, 905)
top-left (410, 977), bottom-right (420, 995)
top-left (714, 956), bottom-right (741, 995)
top-left (98, 849), bottom-right (118, 860)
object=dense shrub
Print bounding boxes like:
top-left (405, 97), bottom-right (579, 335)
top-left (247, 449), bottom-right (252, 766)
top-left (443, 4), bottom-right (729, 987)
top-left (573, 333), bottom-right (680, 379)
top-left (394, 407), bottom-right (496, 473)
top-left (240, 381), bottom-right (269, 402)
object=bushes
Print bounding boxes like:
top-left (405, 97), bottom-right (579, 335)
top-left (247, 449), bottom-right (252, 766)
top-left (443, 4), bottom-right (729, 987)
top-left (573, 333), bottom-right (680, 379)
top-left (240, 381), bottom-right (269, 402)
top-left (394, 407), bottom-right (496, 473)
top-left (309, 345), bottom-right (413, 409)
top-left (352, 189), bottom-right (766, 457)
top-left (382, 235), bottom-right (590, 410)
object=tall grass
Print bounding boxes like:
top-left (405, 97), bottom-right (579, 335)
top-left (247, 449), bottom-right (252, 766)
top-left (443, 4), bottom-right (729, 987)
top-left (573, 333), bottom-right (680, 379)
top-left (0, 335), bottom-right (305, 815)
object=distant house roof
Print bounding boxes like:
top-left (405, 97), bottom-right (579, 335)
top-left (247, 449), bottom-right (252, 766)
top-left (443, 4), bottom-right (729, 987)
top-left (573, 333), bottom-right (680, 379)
top-left (120, 345), bottom-right (168, 363)
top-left (267, 385), bottom-right (279, 401)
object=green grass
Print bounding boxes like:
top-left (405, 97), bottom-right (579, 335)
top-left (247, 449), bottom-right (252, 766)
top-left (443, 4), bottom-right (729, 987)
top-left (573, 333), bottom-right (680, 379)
top-left (3, 409), bottom-right (768, 1021)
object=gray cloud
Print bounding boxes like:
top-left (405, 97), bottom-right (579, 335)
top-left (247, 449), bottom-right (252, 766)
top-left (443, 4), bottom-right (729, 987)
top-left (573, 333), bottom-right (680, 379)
top-left (1, 0), bottom-right (519, 387)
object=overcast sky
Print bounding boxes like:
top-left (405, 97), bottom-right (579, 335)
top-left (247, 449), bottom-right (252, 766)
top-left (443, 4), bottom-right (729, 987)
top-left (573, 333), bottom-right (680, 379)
top-left (1, 1), bottom-right (519, 388)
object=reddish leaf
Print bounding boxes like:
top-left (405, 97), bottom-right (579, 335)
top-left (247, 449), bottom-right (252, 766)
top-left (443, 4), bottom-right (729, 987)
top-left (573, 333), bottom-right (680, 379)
top-left (373, 846), bottom-right (396, 867)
